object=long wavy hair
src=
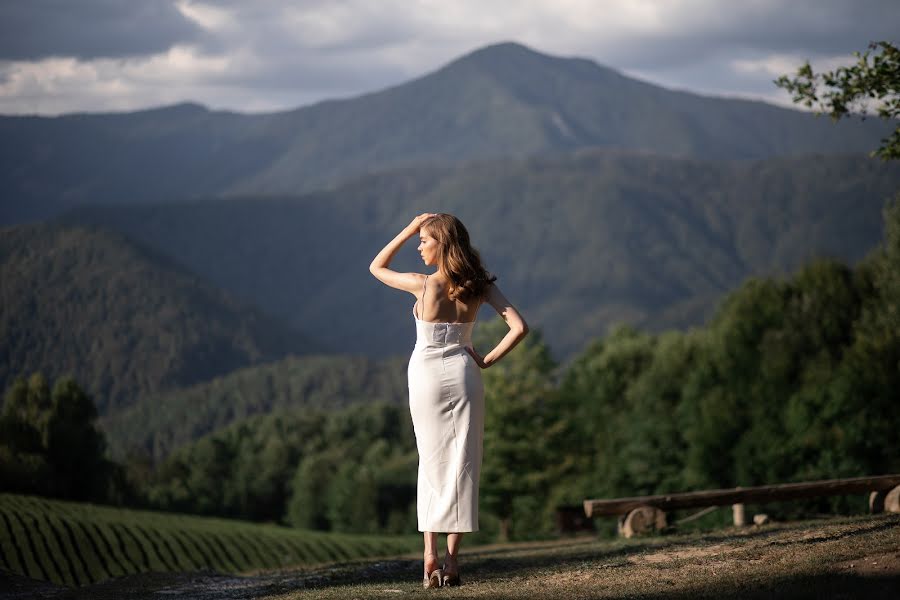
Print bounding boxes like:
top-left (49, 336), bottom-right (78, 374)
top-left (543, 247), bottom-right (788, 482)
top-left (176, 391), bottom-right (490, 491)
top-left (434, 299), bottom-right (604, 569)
top-left (421, 213), bottom-right (496, 302)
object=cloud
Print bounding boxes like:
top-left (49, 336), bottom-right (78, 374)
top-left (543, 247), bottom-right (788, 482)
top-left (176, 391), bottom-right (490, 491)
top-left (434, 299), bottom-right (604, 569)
top-left (0, 0), bottom-right (897, 115)
top-left (0, 0), bottom-right (202, 60)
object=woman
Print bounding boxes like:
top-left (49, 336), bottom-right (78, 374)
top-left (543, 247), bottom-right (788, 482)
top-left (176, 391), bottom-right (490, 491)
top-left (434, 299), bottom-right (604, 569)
top-left (369, 212), bottom-right (529, 588)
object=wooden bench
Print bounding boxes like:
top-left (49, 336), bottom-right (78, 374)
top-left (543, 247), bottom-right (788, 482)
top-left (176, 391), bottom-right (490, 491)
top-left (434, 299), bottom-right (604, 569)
top-left (583, 474), bottom-right (900, 537)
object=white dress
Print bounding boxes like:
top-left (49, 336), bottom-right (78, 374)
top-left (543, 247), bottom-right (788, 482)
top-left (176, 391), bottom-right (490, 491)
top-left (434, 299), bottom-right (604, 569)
top-left (407, 276), bottom-right (485, 532)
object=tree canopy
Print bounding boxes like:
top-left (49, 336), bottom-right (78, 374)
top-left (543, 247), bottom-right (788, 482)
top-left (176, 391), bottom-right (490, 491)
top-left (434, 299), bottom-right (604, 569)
top-left (0, 374), bottom-right (125, 503)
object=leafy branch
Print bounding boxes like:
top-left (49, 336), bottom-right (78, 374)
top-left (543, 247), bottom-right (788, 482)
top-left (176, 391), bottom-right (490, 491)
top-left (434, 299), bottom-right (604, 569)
top-left (775, 41), bottom-right (900, 160)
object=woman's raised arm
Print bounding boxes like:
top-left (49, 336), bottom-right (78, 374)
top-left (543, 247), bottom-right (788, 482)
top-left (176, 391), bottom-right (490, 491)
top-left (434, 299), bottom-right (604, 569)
top-left (369, 213), bottom-right (436, 293)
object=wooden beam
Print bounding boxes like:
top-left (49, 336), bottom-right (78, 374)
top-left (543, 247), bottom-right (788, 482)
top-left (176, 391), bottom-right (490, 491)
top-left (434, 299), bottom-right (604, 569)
top-left (584, 474), bottom-right (900, 518)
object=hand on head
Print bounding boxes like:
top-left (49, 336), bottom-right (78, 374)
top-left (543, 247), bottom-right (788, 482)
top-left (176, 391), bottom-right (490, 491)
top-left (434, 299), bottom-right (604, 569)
top-left (407, 213), bottom-right (438, 233)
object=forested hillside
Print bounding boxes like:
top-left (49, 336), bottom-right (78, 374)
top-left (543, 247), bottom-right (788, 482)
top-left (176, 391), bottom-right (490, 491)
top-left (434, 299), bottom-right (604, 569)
top-left (0, 43), bottom-right (887, 223)
top-left (141, 402), bottom-right (418, 529)
top-left (101, 354), bottom-right (409, 461)
top-left (0, 223), bottom-right (318, 413)
top-left (62, 152), bottom-right (900, 359)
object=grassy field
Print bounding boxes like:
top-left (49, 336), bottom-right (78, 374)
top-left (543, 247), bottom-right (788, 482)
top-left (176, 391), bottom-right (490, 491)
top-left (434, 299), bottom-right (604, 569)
top-left (0, 493), bottom-right (419, 588)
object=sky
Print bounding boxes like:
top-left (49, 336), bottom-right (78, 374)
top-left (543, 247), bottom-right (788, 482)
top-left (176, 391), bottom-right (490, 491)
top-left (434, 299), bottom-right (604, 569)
top-left (0, 0), bottom-right (897, 116)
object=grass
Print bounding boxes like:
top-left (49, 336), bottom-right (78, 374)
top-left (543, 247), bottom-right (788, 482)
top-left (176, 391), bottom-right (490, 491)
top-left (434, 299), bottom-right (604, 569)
top-left (0, 493), bottom-right (419, 587)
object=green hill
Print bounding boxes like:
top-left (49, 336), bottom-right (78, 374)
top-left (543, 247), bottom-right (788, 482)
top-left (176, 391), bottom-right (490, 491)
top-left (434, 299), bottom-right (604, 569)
top-left (100, 354), bottom-right (409, 461)
top-left (0, 223), bottom-right (319, 414)
top-left (0, 493), bottom-right (418, 587)
top-left (0, 43), bottom-right (887, 223)
top-left (61, 151), bottom-right (900, 360)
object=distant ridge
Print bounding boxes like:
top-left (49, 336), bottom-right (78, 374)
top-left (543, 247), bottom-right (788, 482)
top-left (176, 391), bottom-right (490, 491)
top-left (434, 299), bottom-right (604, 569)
top-left (0, 42), bottom-right (888, 223)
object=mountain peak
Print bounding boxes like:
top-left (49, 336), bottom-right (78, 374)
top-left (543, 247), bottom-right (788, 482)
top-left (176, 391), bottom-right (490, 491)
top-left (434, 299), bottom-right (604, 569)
top-left (452, 41), bottom-right (557, 69)
top-left (464, 41), bottom-right (542, 59)
top-left (445, 40), bottom-right (621, 83)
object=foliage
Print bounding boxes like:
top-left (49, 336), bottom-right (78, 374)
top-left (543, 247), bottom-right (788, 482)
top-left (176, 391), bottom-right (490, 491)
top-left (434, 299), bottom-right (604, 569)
top-left (102, 354), bottom-right (409, 462)
top-left (476, 318), bottom-right (561, 540)
top-left (144, 402), bottom-right (419, 532)
top-left (776, 41), bottom-right (900, 160)
top-left (556, 326), bottom-right (658, 502)
top-left (0, 374), bottom-right (123, 503)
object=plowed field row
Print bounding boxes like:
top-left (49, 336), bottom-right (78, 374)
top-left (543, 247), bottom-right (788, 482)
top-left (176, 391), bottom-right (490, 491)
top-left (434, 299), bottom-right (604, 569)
top-left (0, 494), bottom-right (417, 587)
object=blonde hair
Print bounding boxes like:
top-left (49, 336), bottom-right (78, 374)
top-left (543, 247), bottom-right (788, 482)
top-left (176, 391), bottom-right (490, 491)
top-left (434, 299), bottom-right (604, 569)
top-left (421, 213), bottom-right (496, 301)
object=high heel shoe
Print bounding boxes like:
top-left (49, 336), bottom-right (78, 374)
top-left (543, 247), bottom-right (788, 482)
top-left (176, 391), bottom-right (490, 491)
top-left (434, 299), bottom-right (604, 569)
top-left (423, 568), bottom-right (443, 589)
top-left (441, 568), bottom-right (460, 587)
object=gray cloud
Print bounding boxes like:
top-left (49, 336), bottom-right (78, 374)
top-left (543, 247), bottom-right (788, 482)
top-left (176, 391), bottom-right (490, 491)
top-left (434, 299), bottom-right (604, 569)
top-left (0, 0), bottom-right (897, 115)
top-left (541, 0), bottom-right (900, 71)
top-left (0, 0), bottom-right (201, 60)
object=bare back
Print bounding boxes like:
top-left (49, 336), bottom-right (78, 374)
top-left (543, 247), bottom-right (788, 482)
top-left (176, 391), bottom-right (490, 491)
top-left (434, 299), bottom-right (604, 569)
top-left (414, 273), bottom-right (482, 323)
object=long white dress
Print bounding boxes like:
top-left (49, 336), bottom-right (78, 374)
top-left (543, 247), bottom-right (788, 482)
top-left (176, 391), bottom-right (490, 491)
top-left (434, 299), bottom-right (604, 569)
top-left (407, 276), bottom-right (484, 532)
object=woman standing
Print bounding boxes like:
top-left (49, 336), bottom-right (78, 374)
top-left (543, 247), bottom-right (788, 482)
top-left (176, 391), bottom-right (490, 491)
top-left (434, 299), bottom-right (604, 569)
top-left (369, 212), bottom-right (529, 588)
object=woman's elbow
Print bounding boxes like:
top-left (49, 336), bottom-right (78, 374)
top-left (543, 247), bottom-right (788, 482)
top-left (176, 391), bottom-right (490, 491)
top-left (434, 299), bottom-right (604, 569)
top-left (515, 320), bottom-right (529, 338)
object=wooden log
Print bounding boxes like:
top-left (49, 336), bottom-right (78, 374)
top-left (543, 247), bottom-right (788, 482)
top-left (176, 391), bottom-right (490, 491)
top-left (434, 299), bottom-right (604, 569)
top-left (886, 485), bottom-right (900, 514)
top-left (732, 503), bottom-right (746, 526)
top-left (619, 505), bottom-right (667, 538)
top-left (583, 474), bottom-right (900, 518)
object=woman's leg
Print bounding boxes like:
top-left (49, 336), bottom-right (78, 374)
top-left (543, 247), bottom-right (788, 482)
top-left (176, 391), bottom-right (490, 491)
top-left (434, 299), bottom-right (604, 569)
top-left (444, 532), bottom-right (464, 575)
top-left (423, 531), bottom-right (439, 574)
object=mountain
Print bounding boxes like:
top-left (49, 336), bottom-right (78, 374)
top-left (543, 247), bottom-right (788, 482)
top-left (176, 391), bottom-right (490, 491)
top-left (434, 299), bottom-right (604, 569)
top-left (0, 223), bottom-right (320, 413)
top-left (61, 151), bottom-right (900, 361)
top-left (1, 42), bottom-right (888, 224)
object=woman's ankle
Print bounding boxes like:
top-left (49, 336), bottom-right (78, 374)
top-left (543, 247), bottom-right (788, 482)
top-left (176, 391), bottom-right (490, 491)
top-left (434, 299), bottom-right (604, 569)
top-left (443, 553), bottom-right (459, 572)
top-left (424, 552), bottom-right (440, 573)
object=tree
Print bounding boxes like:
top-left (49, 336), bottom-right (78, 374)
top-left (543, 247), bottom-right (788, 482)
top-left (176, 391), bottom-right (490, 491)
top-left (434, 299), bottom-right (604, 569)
top-left (678, 278), bottom-right (789, 490)
top-left (327, 462), bottom-right (379, 533)
top-left (775, 41), bottom-right (900, 160)
top-left (833, 199), bottom-right (900, 477)
top-left (0, 376), bottom-right (52, 495)
top-left (45, 378), bottom-right (112, 501)
top-left (287, 451), bottom-right (341, 530)
top-left (477, 317), bottom-right (560, 540)
top-left (0, 374), bottom-right (118, 501)
top-left (557, 326), bottom-right (657, 500)
top-left (617, 331), bottom-right (695, 496)
top-left (775, 38), bottom-right (900, 501)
